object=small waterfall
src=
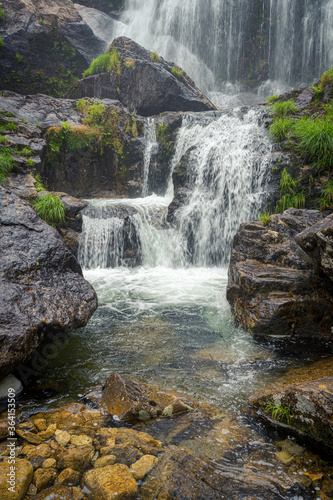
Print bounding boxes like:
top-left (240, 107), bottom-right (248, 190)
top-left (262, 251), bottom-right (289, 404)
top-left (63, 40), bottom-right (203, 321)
top-left (142, 118), bottom-right (158, 197)
top-left (169, 108), bottom-right (272, 265)
top-left (78, 108), bottom-right (272, 270)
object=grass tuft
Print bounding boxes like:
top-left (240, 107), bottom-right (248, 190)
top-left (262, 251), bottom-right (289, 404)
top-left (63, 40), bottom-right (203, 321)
top-left (32, 194), bottom-right (65, 227)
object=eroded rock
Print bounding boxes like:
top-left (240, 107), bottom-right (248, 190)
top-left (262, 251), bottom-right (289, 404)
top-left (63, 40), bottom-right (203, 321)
top-left (83, 464), bottom-right (138, 500)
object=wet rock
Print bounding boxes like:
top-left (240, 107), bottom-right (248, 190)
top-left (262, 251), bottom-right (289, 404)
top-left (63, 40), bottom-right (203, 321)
top-left (0, 420), bottom-right (9, 440)
top-left (0, 374), bottom-right (23, 399)
top-left (101, 373), bottom-right (192, 422)
top-left (57, 445), bottom-right (95, 472)
top-left (22, 443), bottom-right (52, 469)
top-left (32, 403), bottom-right (106, 436)
top-left (0, 0), bottom-right (106, 96)
top-left (55, 430), bottom-right (71, 447)
top-left (94, 455), bottom-right (117, 468)
top-left (33, 467), bottom-right (58, 492)
top-left (251, 375), bottom-right (333, 452)
top-left (16, 429), bottom-right (43, 445)
top-left (70, 37), bottom-right (217, 116)
top-left (33, 419), bottom-right (48, 432)
top-left (54, 467), bottom-right (81, 486)
top-left (83, 464), bottom-right (138, 500)
top-left (296, 213), bottom-right (333, 282)
top-left (30, 485), bottom-right (75, 500)
top-left (100, 443), bottom-right (143, 466)
top-left (0, 187), bottom-right (98, 377)
top-left (129, 455), bottom-right (158, 480)
top-left (42, 458), bottom-right (57, 469)
top-left (98, 427), bottom-right (163, 456)
top-left (0, 458), bottom-right (33, 500)
top-left (70, 434), bottom-right (93, 447)
top-left (227, 208), bottom-right (333, 346)
top-left (38, 424), bottom-right (57, 440)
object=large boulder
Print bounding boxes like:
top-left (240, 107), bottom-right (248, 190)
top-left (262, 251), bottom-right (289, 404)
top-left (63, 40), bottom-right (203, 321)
top-left (0, 187), bottom-right (98, 377)
top-left (0, 0), bottom-right (106, 96)
top-left (227, 209), bottom-right (333, 347)
top-left (70, 36), bottom-right (218, 116)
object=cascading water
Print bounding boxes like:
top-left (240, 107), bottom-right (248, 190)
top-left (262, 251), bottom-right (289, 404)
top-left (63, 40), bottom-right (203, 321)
top-left (81, 0), bottom-right (333, 97)
top-left (142, 118), bottom-right (158, 197)
top-left (78, 107), bottom-right (272, 269)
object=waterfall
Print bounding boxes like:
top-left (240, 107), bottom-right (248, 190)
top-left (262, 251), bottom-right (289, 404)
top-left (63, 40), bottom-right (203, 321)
top-left (142, 118), bottom-right (158, 197)
top-left (100, 0), bottom-right (333, 94)
top-left (78, 107), bottom-right (272, 270)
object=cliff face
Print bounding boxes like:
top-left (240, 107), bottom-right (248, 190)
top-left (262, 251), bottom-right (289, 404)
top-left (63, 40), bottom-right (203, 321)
top-left (0, 0), bottom-right (106, 96)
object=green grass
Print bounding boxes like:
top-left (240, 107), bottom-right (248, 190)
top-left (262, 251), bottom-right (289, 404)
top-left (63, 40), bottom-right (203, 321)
top-left (292, 117), bottom-right (333, 171)
top-left (26, 158), bottom-right (35, 167)
top-left (32, 194), bottom-right (65, 227)
top-left (269, 99), bottom-right (298, 119)
top-left (0, 37), bottom-right (4, 48)
top-left (275, 168), bottom-right (305, 213)
top-left (83, 49), bottom-right (121, 78)
top-left (265, 94), bottom-right (278, 103)
top-left (320, 178), bottom-right (333, 210)
top-left (0, 151), bottom-right (14, 184)
top-left (20, 147), bottom-right (33, 157)
top-left (34, 174), bottom-right (46, 192)
top-left (150, 51), bottom-right (161, 63)
top-left (0, 9), bottom-right (5, 21)
top-left (171, 65), bottom-right (184, 80)
top-left (260, 212), bottom-right (271, 226)
top-left (265, 399), bottom-right (292, 425)
top-left (269, 117), bottom-right (293, 141)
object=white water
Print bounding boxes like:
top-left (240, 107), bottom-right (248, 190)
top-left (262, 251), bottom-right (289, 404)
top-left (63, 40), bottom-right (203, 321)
top-left (80, 0), bottom-right (333, 97)
top-left (142, 118), bottom-right (158, 197)
top-left (79, 107), bottom-right (272, 269)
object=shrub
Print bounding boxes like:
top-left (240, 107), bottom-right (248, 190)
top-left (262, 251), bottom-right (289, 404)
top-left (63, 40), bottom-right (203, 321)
top-left (150, 51), bottom-right (161, 63)
top-left (0, 151), bottom-right (14, 184)
top-left (320, 178), bottom-right (333, 210)
top-left (269, 117), bottom-right (293, 141)
top-left (0, 9), bottom-right (5, 21)
top-left (292, 117), bottom-right (333, 171)
top-left (171, 65), bottom-right (184, 80)
top-left (269, 99), bottom-right (298, 118)
top-left (32, 194), bottom-right (65, 226)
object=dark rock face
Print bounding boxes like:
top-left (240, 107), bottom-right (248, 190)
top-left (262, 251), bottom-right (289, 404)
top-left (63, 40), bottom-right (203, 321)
top-left (251, 374), bottom-right (333, 454)
top-left (227, 209), bottom-right (333, 347)
top-left (70, 37), bottom-right (218, 116)
top-left (0, 0), bottom-right (106, 96)
top-left (296, 213), bottom-right (333, 283)
top-left (0, 186), bottom-right (98, 377)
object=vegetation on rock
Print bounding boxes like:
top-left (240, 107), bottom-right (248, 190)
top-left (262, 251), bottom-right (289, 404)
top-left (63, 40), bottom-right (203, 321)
top-left (83, 49), bottom-right (122, 78)
top-left (171, 65), bottom-right (184, 80)
top-left (0, 150), bottom-right (14, 184)
top-left (150, 51), bottom-right (161, 63)
top-left (266, 69), bottom-right (333, 214)
top-left (32, 193), bottom-right (65, 227)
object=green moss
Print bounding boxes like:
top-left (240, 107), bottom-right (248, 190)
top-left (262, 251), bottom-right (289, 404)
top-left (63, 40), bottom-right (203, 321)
top-left (156, 123), bottom-right (174, 160)
top-left (0, 9), bottom-right (5, 21)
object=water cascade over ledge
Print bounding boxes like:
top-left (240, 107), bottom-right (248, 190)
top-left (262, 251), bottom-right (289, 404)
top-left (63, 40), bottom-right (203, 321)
top-left (84, 0), bottom-right (333, 96)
